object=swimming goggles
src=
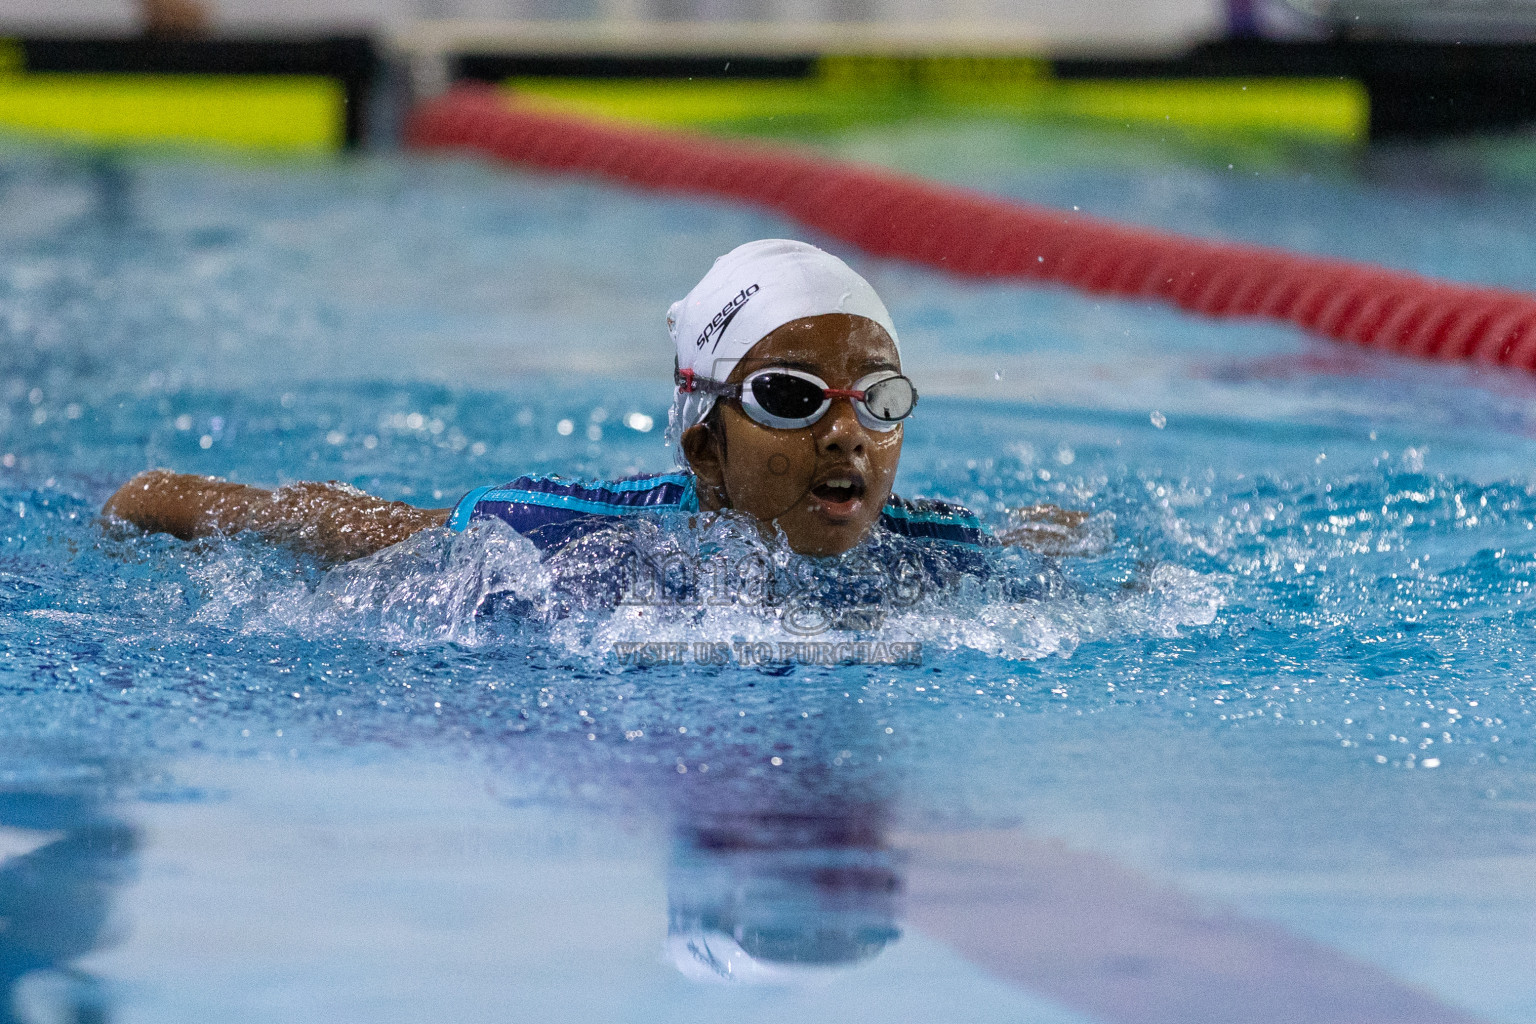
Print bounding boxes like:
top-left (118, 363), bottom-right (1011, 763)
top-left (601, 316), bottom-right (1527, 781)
top-left (676, 367), bottom-right (918, 432)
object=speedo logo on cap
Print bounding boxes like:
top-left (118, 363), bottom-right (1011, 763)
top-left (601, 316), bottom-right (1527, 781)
top-left (695, 284), bottom-right (760, 352)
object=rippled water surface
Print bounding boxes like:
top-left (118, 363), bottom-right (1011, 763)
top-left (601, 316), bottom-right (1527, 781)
top-left (4, 129), bottom-right (1536, 1023)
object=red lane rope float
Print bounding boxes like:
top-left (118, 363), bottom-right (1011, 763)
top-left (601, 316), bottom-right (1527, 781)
top-left (407, 84), bottom-right (1536, 370)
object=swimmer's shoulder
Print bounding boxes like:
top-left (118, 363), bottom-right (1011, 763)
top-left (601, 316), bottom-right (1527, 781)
top-left (447, 472), bottom-right (697, 548)
top-left (880, 493), bottom-right (992, 548)
top-left (882, 494), bottom-right (1060, 601)
top-left (451, 473), bottom-right (994, 550)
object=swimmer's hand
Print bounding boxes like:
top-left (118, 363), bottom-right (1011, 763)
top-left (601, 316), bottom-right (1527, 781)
top-left (995, 504), bottom-right (1114, 557)
top-left (102, 469), bottom-right (450, 563)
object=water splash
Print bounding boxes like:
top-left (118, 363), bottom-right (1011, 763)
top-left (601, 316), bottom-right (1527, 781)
top-left (172, 508), bottom-right (1223, 664)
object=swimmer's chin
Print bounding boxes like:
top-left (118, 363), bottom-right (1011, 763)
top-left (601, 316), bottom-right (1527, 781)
top-left (778, 504), bottom-right (879, 557)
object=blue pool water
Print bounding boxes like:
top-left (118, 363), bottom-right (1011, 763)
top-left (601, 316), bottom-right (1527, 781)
top-left (4, 128), bottom-right (1536, 1022)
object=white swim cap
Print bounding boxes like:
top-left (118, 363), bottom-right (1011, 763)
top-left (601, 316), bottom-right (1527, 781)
top-left (665, 239), bottom-right (900, 456)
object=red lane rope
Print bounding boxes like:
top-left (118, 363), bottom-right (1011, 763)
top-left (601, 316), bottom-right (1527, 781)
top-left (407, 84), bottom-right (1536, 371)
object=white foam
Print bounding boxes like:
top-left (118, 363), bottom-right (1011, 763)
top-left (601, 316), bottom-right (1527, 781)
top-left (183, 515), bottom-right (1224, 663)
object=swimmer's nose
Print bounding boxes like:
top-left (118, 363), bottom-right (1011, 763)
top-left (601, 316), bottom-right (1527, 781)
top-left (815, 395), bottom-right (866, 452)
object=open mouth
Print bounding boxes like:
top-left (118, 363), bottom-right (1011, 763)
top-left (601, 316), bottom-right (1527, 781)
top-left (811, 473), bottom-right (866, 511)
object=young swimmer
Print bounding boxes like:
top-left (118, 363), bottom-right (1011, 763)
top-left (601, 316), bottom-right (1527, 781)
top-left (103, 240), bottom-right (1090, 562)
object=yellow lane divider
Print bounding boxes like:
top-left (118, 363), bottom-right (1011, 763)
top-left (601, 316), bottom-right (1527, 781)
top-left (507, 54), bottom-right (1368, 143)
top-left (0, 51), bottom-right (343, 151)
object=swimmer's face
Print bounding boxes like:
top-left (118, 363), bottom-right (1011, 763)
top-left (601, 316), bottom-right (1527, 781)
top-left (683, 313), bottom-right (902, 557)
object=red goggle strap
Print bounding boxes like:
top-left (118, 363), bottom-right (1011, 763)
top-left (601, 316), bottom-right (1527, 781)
top-left (674, 368), bottom-right (741, 398)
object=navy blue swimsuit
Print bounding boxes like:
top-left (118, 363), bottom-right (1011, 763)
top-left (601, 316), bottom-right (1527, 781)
top-left (446, 473), bottom-right (1049, 619)
top-left (447, 472), bottom-right (992, 551)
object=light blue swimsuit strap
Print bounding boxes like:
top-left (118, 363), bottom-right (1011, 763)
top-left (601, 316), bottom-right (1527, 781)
top-left (448, 486), bottom-right (493, 532)
top-left (448, 474), bottom-right (697, 532)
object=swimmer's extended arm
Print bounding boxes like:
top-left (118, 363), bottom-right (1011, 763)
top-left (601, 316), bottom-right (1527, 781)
top-left (102, 469), bottom-right (450, 563)
top-left (995, 504), bottom-right (1113, 557)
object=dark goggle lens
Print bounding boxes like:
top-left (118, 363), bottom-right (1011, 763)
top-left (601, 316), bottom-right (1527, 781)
top-left (750, 373), bottom-right (826, 419)
top-left (863, 376), bottom-right (915, 421)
